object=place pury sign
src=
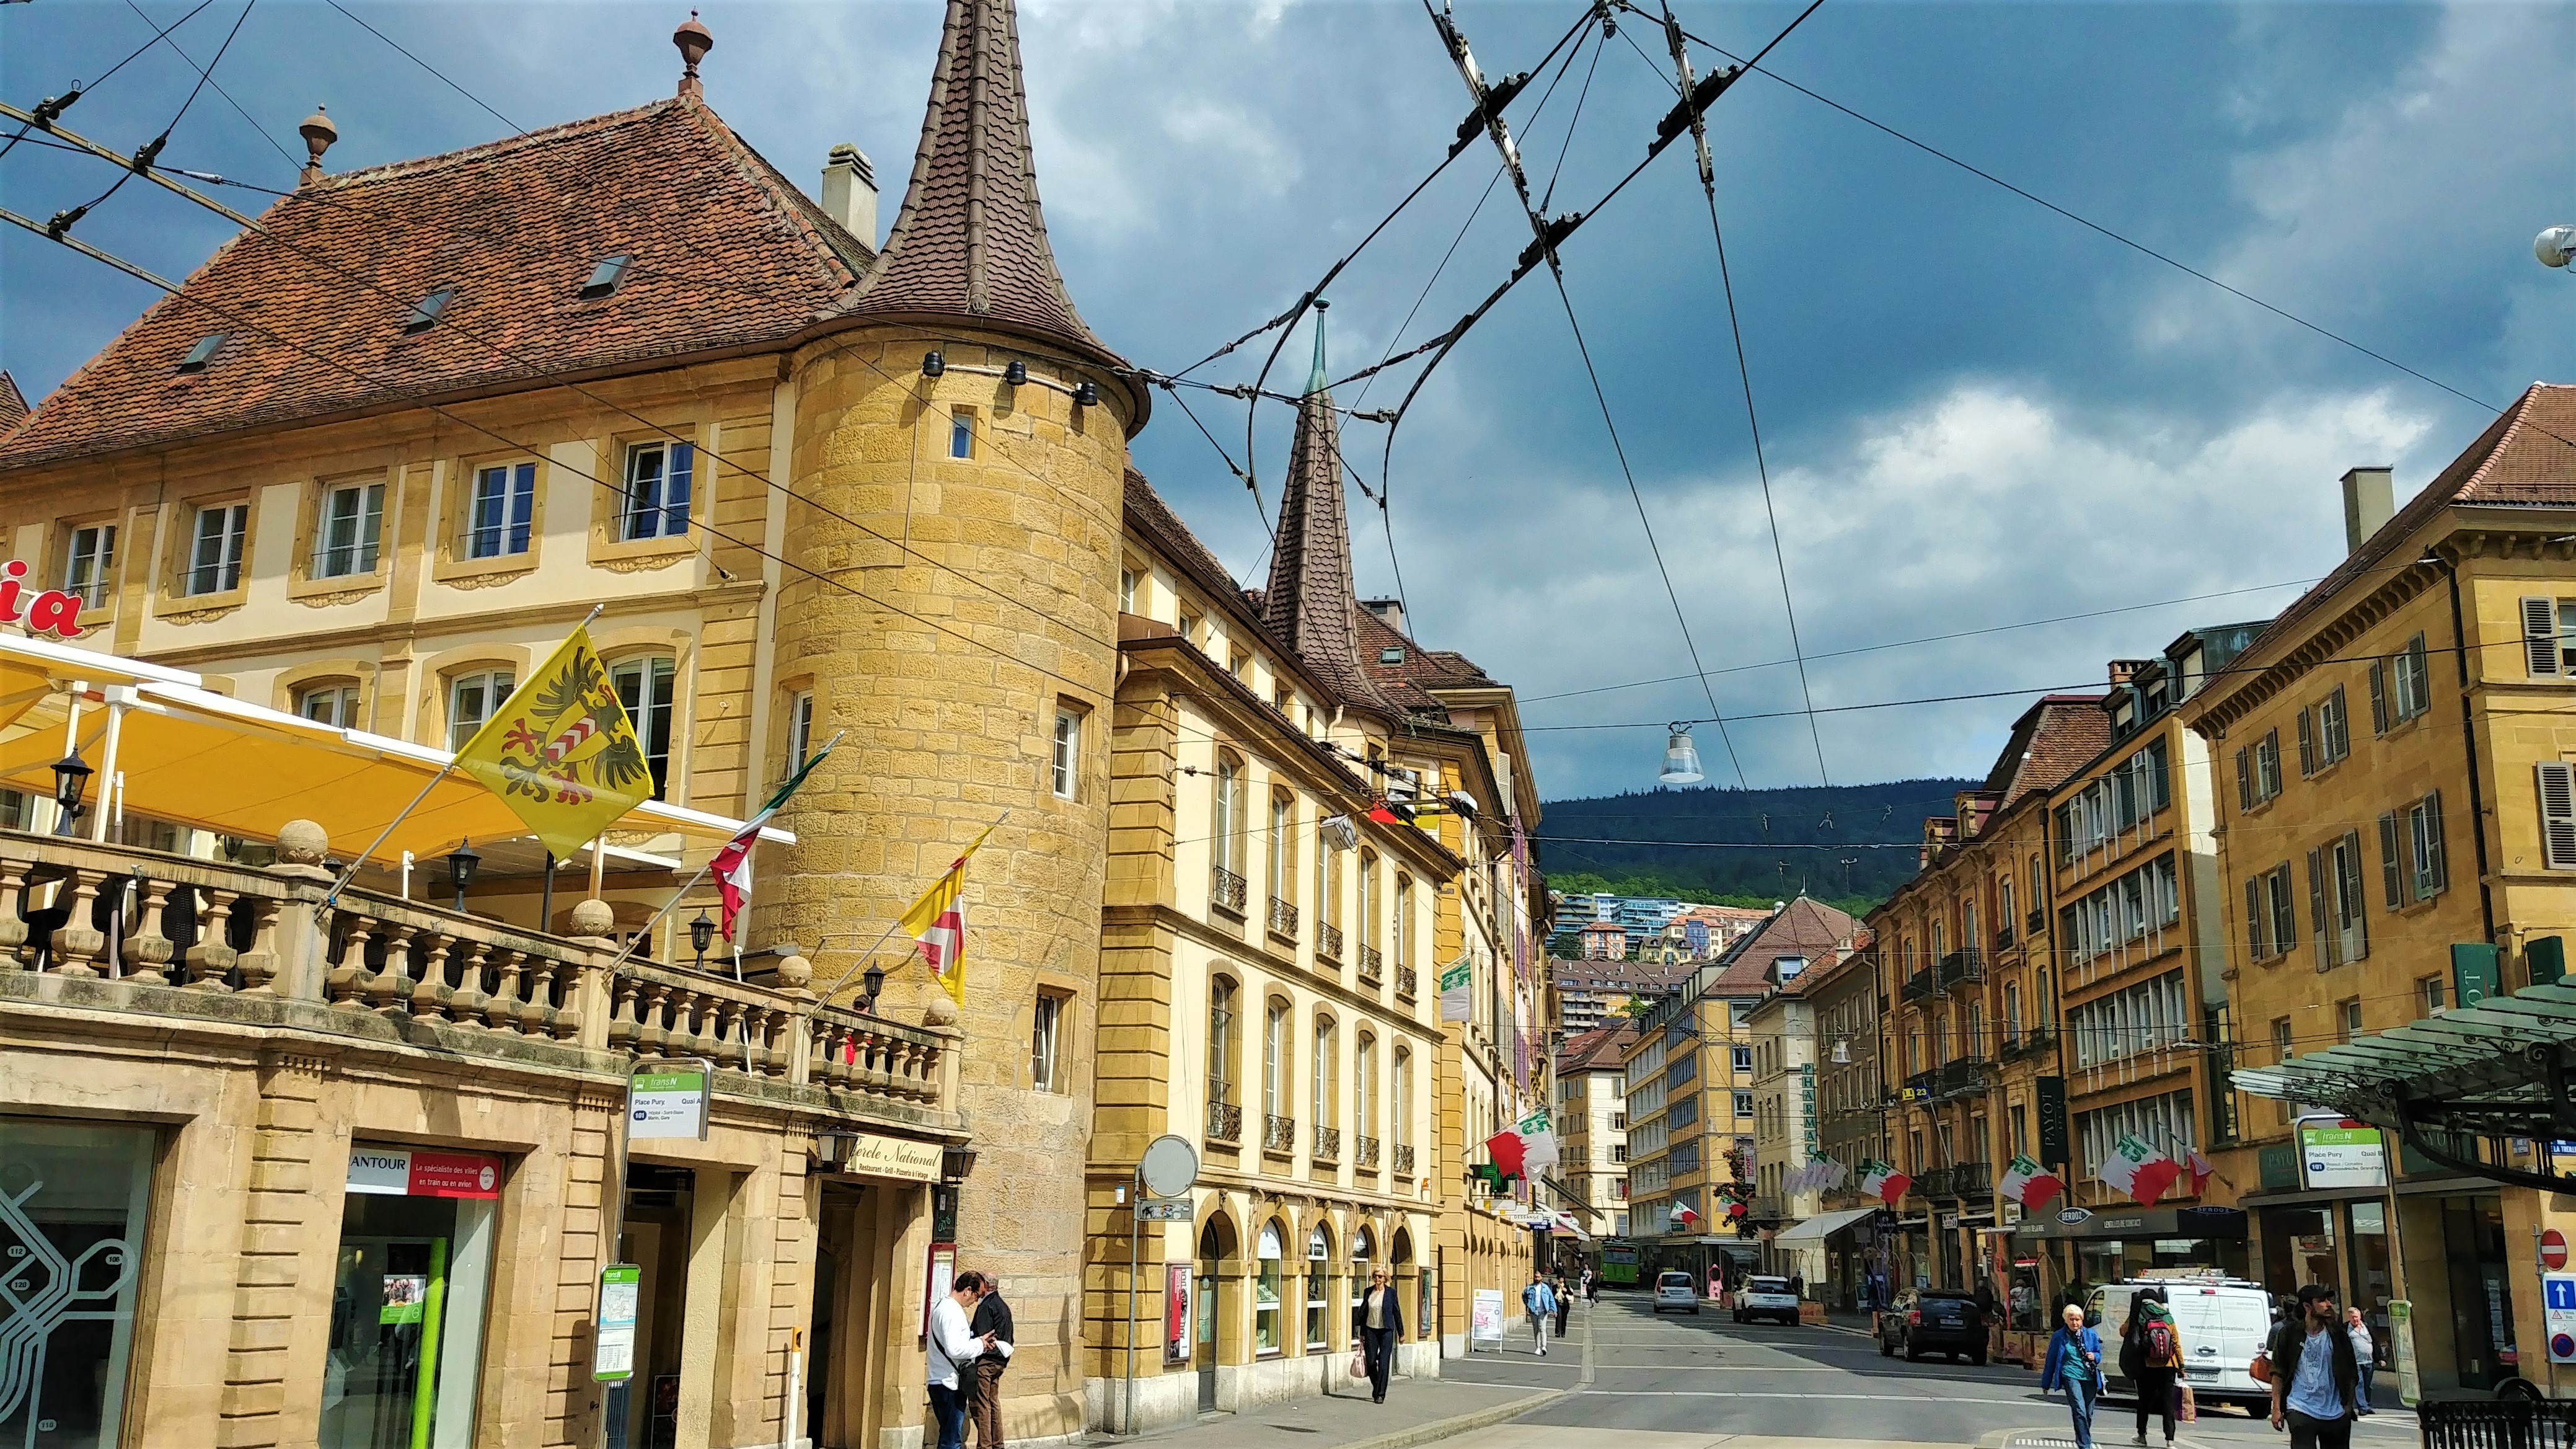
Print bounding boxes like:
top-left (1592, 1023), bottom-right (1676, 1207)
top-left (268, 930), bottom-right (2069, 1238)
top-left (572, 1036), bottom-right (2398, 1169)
top-left (628, 1061), bottom-right (713, 1141)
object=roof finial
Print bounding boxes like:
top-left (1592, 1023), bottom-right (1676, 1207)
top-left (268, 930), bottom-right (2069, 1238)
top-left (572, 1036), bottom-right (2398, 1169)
top-left (1305, 298), bottom-right (1331, 397)
top-left (674, 10), bottom-right (713, 99)
top-left (297, 104), bottom-right (335, 187)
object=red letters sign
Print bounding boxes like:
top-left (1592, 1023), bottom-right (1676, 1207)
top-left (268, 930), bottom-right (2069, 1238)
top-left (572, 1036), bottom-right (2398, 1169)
top-left (0, 561), bottom-right (87, 640)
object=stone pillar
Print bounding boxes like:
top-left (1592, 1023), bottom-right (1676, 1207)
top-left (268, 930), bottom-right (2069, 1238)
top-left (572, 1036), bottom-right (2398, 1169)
top-left (216, 1050), bottom-right (335, 1447)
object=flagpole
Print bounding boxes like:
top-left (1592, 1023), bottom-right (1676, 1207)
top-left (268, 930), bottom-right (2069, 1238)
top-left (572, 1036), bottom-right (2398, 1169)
top-left (599, 854), bottom-right (722, 977)
top-left (326, 603), bottom-right (606, 907)
top-left (810, 808), bottom-right (1010, 1011)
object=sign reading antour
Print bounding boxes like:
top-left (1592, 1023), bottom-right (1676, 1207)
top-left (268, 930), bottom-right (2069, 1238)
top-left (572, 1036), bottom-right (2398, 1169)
top-left (2298, 1120), bottom-right (2388, 1190)
top-left (346, 1145), bottom-right (501, 1199)
top-left (628, 1065), bottom-right (711, 1141)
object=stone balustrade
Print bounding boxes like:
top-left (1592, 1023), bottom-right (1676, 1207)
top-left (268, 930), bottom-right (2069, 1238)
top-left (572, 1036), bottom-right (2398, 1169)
top-left (0, 822), bottom-right (958, 1127)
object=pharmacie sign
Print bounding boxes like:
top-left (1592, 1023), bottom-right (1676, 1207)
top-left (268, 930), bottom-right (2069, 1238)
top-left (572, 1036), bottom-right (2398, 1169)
top-left (346, 1144), bottom-right (501, 1199)
top-left (0, 559), bottom-right (91, 639)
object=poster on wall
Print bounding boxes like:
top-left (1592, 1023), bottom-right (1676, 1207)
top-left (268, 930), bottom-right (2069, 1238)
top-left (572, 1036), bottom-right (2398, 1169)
top-left (922, 1244), bottom-right (956, 1339)
top-left (1165, 1265), bottom-right (1192, 1363)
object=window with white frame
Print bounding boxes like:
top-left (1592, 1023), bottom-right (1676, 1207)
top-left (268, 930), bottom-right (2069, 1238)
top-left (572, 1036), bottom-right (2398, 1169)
top-left (1310, 1016), bottom-right (1337, 1137)
top-left (1052, 707), bottom-right (1081, 800)
top-left (2371, 634), bottom-right (2432, 730)
top-left (2375, 792), bottom-right (2449, 908)
top-left (448, 669), bottom-right (514, 750)
top-left (1030, 991), bottom-right (1065, 1092)
top-left (463, 462), bottom-right (537, 559)
top-left (62, 523), bottom-right (115, 607)
top-left (2058, 852), bottom-right (2181, 965)
top-left (618, 440), bottom-right (694, 541)
top-left (2523, 597), bottom-right (2576, 678)
top-left (2309, 830), bottom-right (2370, 970)
top-left (2543, 763), bottom-right (2576, 872)
top-left (1393, 1048), bottom-right (1411, 1149)
top-left (2233, 729), bottom-right (2283, 810)
top-left (2244, 861), bottom-right (2298, 962)
top-left (2068, 968), bottom-right (2189, 1067)
top-left (610, 654), bottom-right (678, 799)
top-left (297, 683), bottom-right (361, 729)
top-left (184, 502), bottom-right (249, 596)
top-left (2297, 686), bottom-right (2351, 776)
top-left (786, 692), bottom-right (814, 773)
top-left (312, 480), bottom-right (386, 578)
top-left (2075, 1088), bottom-right (2195, 1176)
top-left (1263, 1000), bottom-right (1289, 1119)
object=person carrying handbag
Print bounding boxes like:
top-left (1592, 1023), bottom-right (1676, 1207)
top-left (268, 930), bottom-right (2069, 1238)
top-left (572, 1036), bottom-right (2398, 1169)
top-left (2040, 1302), bottom-right (2105, 1449)
top-left (1357, 1269), bottom-right (1404, 1404)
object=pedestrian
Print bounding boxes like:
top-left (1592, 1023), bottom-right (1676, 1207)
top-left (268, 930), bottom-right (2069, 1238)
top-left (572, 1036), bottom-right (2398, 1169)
top-left (2040, 1301), bottom-right (2104, 1449)
top-left (1524, 1272), bottom-right (1558, 1357)
top-left (927, 1271), bottom-right (995, 1449)
top-left (2344, 1306), bottom-right (2376, 1417)
top-left (1788, 1271), bottom-right (1805, 1300)
top-left (1586, 1269), bottom-right (1600, 1306)
top-left (2269, 1284), bottom-right (2360, 1449)
top-left (1553, 1272), bottom-right (1572, 1339)
top-left (2121, 1286), bottom-right (2182, 1447)
top-left (1359, 1267), bottom-right (1403, 1404)
top-left (968, 1272), bottom-right (1015, 1448)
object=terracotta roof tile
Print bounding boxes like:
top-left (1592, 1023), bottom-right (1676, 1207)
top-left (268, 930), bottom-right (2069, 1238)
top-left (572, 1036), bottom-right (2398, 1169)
top-left (1558, 1022), bottom-right (1641, 1075)
top-left (1988, 695), bottom-right (2115, 809)
top-left (852, 0), bottom-right (1121, 371)
top-left (0, 373), bottom-right (25, 436)
top-left (0, 99), bottom-right (867, 469)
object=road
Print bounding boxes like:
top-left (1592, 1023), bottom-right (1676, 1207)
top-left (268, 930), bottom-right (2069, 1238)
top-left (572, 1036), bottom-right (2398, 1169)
top-left (1440, 1293), bottom-right (2425, 1449)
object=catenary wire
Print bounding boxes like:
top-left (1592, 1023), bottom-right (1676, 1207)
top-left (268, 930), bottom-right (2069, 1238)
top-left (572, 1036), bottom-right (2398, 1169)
top-left (51, 0), bottom-right (254, 228)
top-left (121, 0), bottom-right (302, 174)
top-left (0, 0), bottom-right (216, 165)
top-left (323, 0), bottom-right (524, 135)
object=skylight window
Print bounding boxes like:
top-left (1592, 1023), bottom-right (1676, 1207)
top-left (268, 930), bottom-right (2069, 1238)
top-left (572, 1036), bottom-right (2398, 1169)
top-left (176, 332), bottom-right (227, 373)
top-left (579, 254), bottom-right (633, 299)
top-left (403, 287), bottom-right (456, 333)
top-left (1379, 646), bottom-right (1406, 664)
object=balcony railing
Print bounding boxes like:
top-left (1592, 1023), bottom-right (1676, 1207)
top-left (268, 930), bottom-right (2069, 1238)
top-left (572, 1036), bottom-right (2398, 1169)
top-left (1211, 866), bottom-right (1248, 915)
top-left (1753, 1194), bottom-right (1783, 1221)
top-left (1356, 1135), bottom-right (1381, 1168)
top-left (2026, 907), bottom-right (2046, 937)
top-left (1264, 1114), bottom-right (1297, 1154)
top-left (2001, 1024), bottom-right (2056, 1061)
top-left (1313, 1124), bottom-right (1341, 1161)
top-left (1318, 922), bottom-right (1344, 962)
top-left (1904, 1069), bottom-right (1939, 1102)
top-left (1902, 968), bottom-right (1937, 1003)
top-left (1936, 1058), bottom-right (1987, 1099)
top-left (1993, 924), bottom-right (2015, 952)
top-left (1207, 1099), bottom-right (1243, 1143)
top-left (1920, 1166), bottom-right (1956, 1199)
top-left (1952, 1161), bottom-right (1993, 1199)
top-left (1267, 897), bottom-right (1298, 939)
top-left (1393, 1143), bottom-right (1415, 1177)
top-left (1396, 964), bottom-right (1418, 999)
top-left (1359, 945), bottom-right (1384, 986)
top-left (1936, 949), bottom-right (1985, 993)
top-left (0, 828), bottom-right (959, 1125)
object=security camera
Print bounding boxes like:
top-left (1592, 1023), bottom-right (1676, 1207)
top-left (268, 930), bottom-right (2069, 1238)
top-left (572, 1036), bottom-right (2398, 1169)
top-left (1447, 789), bottom-right (1479, 820)
top-left (2538, 226), bottom-right (2576, 270)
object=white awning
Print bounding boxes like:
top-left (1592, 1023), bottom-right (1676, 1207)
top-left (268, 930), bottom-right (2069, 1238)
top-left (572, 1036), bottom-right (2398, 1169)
top-left (1771, 1206), bottom-right (1879, 1245)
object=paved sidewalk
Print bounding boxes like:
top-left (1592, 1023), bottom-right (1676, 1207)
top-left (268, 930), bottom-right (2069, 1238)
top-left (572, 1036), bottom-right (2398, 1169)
top-left (1107, 1376), bottom-right (1554, 1449)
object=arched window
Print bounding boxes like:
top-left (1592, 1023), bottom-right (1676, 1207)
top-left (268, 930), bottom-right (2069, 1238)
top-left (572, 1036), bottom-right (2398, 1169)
top-left (1213, 753), bottom-right (1246, 885)
top-left (1963, 900), bottom-right (1980, 955)
top-left (1999, 875), bottom-right (2016, 933)
top-left (1358, 850), bottom-right (1378, 960)
top-left (1318, 823), bottom-right (1343, 936)
top-left (1269, 790), bottom-right (1295, 916)
top-left (610, 652), bottom-right (680, 800)
top-left (446, 667), bottom-right (515, 751)
top-left (1355, 1034), bottom-right (1377, 1155)
top-left (2003, 982), bottom-right (2021, 1045)
top-left (1210, 975), bottom-right (1240, 1112)
top-left (1311, 1015), bottom-right (1338, 1151)
top-left (1931, 919), bottom-right (1946, 961)
top-left (1395, 874), bottom-right (1414, 970)
top-left (1349, 1226), bottom-right (1375, 1333)
top-left (1256, 1224), bottom-right (1284, 1353)
top-left (295, 679), bottom-right (361, 729)
top-left (1305, 1226), bottom-right (1333, 1349)
top-left (1264, 999), bottom-right (1290, 1123)
top-left (1393, 1048), bottom-right (1412, 1153)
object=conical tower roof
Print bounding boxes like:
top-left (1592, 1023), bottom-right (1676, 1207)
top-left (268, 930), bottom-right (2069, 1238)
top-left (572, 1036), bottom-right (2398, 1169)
top-left (1264, 305), bottom-right (1392, 712)
top-left (852, 0), bottom-right (1123, 373)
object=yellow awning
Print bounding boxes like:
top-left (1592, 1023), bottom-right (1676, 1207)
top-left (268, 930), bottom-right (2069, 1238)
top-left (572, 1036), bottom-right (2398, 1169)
top-left (0, 635), bottom-right (790, 867)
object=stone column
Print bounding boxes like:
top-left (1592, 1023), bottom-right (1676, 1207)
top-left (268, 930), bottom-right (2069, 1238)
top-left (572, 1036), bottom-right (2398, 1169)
top-left (216, 1049), bottom-right (335, 1447)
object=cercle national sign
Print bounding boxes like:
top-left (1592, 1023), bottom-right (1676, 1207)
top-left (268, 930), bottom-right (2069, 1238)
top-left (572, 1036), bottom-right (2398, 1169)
top-left (0, 561), bottom-right (92, 640)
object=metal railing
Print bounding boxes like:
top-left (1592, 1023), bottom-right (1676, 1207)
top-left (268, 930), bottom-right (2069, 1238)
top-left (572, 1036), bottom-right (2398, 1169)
top-left (1952, 1161), bottom-right (1993, 1199)
top-left (1936, 1058), bottom-right (1986, 1099)
top-left (1313, 1125), bottom-right (1341, 1161)
top-left (1359, 946), bottom-right (1384, 986)
top-left (1936, 950), bottom-right (1985, 992)
top-left (2026, 908), bottom-right (2046, 937)
top-left (1264, 1114), bottom-right (1297, 1153)
top-left (1267, 897), bottom-right (1298, 938)
top-left (1902, 968), bottom-right (1936, 1003)
top-left (1920, 1166), bottom-right (1956, 1199)
top-left (2420, 1399), bottom-right (2576, 1448)
top-left (1207, 1099), bottom-right (1242, 1143)
top-left (1356, 1135), bottom-right (1380, 1168)
top-left (1395, 964), bottom-right (1417, 999)
top-left (1211, 866), bottom-right (1248, 914)
top-left (1393, 1143), bottom-right (1414, 1176)
top-left (1993, 924), bottom-right (2015, 952)
top-left (1318, 922), bottom-right (1344, 961)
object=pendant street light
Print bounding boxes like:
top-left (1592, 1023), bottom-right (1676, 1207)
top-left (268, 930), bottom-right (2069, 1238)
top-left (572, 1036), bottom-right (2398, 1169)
top-left (445, 839), bottom-right (482, 913)
top-left (1658, 726), bottom-right (1705, 785)
top-left (49, 753), bottom-right (92, 836)
top-left (689, 910), bottom-right (716, 970)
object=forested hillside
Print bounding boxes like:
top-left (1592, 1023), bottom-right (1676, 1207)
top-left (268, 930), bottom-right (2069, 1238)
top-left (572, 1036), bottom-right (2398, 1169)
top-left (1533, 779), bottom-right (1978, 916)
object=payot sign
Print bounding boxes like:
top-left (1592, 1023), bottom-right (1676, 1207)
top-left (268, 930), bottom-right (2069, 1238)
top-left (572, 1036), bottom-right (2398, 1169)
top-left (1, 561), bottom-right (90, 640)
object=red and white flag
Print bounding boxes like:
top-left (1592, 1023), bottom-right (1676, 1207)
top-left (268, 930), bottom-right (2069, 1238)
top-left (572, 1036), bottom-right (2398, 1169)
top-left (2096, 1135), bottom-right (2183, 1207)
top-left (2186, 1147), bottom-right (2217, 1195)
top-left (708, 737), bottom-right (837, 941)
top-left (1859, 1161), bottom-right (1910, 1205)
top-left (2000, 1154), bottom-right (2064, 1210)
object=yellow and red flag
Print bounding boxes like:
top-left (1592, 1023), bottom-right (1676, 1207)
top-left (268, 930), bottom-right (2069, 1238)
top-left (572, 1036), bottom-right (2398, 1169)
top-left (899, 823), bottom-right (998, 1008)
top-left (452, 626), bottom-right (654, 859)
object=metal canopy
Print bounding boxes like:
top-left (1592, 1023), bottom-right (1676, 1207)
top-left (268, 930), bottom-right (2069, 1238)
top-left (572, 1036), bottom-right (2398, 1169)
top-left (2230, 982), bottom-right (2576, 1195)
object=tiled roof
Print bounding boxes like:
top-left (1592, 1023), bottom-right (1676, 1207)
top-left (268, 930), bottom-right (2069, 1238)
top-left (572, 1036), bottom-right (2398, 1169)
top-left (852, 0), bottom-right (1122, 371)
top-left (0, 373), bottom-right (25, 436)
top-left (1263, 379), bottom-right (1393, 714)
top-left (0, 98), bottom-right (868, 469)
top-left (1986, 694), bottom-right (2115, 809)
top-left (1558, 1022), bottom-right (1641, 1075)
top-left (1704, 897), bottom-right (1856, 996)
top-left (2241, 383), bottom-right (2576, 664)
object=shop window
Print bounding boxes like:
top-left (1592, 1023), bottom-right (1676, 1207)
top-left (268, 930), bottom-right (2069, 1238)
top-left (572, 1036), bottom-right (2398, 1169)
top-left (1255, 1225), bottom-right (1284, 1354)
top-left (328, 1143), bottom-right (500, 1449)
top-left (611, 654), bottom-right (678, 800)
top-left (448, 669), bottom-right (514, 751)
top-left (0, 1117), bottom-right (154, 1449)
top-left (618, 440), bottom-right (694, 541)
top-left (1305, 1228), bottom-right (1331, 1349)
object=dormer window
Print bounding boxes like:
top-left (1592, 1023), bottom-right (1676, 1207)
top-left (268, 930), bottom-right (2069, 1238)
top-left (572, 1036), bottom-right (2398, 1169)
top-left (579, 255), bottom-right (633, 299)
top-left (404, 287), bottom-right (456, 333)
top-left (176, 332), bottom-right (227, 373)
top-left (1378, 646), bottom-right (1405, 664)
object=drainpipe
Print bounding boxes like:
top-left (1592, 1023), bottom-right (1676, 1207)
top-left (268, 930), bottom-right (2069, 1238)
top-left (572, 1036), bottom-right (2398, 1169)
top-left (2436, 553), bottom-right (2499, 944)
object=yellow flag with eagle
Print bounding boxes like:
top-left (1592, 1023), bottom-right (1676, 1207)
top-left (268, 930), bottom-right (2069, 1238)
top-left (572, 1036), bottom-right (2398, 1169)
top-left (452, 626), bottom-right (654, 858)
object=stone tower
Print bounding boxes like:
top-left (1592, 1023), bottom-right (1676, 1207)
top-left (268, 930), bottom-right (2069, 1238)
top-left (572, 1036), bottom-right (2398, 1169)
top-left (771, 0), bottom-right (1146, 1437)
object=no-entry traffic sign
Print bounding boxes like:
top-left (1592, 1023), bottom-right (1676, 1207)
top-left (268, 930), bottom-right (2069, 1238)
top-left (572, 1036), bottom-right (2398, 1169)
top-left (2545, 1229), bottom-right (2569, 1271)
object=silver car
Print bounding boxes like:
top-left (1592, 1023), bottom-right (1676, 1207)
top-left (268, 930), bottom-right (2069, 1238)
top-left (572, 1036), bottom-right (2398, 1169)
top-left (1653, 1270), bottom-right (1700, 1314)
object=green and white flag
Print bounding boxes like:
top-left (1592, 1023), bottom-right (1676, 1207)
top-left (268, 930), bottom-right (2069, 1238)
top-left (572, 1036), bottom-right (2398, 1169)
top-left (1515, 1106), bottom-right (1559, 1172)
top-left (1438, 954), bottom-right (1473, 1022)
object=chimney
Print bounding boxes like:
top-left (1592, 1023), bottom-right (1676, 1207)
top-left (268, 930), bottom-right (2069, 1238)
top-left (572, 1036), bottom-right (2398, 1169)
top-left (2341, 466), bottom-right (2394, 554)
top-left (821, 144), bottom-right (878, 247)
top-left (1359, 597), bottom-right (1405, 635)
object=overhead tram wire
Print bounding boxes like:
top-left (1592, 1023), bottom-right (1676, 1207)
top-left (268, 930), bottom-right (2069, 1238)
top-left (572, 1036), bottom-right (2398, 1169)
top-left (43, 0), bottom-right (255, 236)
top-left (323, 0), bottom-right (524, 135)
top-left (0, 210), bottom-right (1116, 704)
top-left (1654, 0), bottom-right (1831, 785)
top-left (121, 0), bottom-right (307, 175)
top-left (0, 0), bottom-right (218, 164)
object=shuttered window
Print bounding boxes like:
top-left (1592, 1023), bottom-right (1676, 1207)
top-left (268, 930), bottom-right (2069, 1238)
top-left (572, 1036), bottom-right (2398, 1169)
top-left (2308, 846), bottom-right (2331, 970)
top-left (2525, 596), bottom-right (2562, 677)
top-left (2319, 688), bottom-right (2349, 764)
top-left (2540, 762), bottom-right (2576, 871)
top-left (2380, 812), bottom-right (2408, 910)
top-left (2391, 634), bottom-right (2433, 723)
top-left (2368, 662), bottom-right (2389, 734)
top-left (2409, 792), bottom-right (2447, 899)
top-left (2296, 709), bottom-right (2316, 776)
top-left (2235, 748), bottom-right (2252, 811)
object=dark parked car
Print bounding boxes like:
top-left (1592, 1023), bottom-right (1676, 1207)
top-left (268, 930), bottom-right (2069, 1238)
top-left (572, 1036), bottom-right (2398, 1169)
top-left (1877, 1288), bottom-right (1987, 1364)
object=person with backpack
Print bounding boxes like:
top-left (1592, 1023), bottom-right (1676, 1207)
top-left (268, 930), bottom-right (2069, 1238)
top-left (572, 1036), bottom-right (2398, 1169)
top-left (2120, 1287), bottom-right (2183, 1447)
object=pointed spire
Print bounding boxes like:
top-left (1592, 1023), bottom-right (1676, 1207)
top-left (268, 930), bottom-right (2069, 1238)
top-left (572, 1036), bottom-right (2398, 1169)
top-left (1264, 312), bottom-right (1390, 712)
top-left (1305, 299), bottom-right (1330, 396)
top-left (853, 0), bottom-right (1124, 373)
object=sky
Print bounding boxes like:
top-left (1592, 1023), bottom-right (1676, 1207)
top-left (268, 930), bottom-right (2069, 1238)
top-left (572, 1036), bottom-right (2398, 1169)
top-left (2, 0), bottom-right (2569, 804)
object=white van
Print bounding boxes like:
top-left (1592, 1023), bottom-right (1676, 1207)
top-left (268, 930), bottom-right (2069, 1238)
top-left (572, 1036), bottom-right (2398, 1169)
top-left (2089, 1278), bottom-right (2275, 1419)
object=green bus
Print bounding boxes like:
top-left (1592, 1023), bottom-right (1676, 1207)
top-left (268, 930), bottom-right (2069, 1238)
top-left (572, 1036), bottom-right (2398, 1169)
top-left (1601, 1241), bottom-right (1641, 1286)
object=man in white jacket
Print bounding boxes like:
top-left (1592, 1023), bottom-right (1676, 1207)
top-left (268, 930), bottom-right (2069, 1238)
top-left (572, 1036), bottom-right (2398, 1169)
top-left (929, 1271), bottom-right (995, 1449)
